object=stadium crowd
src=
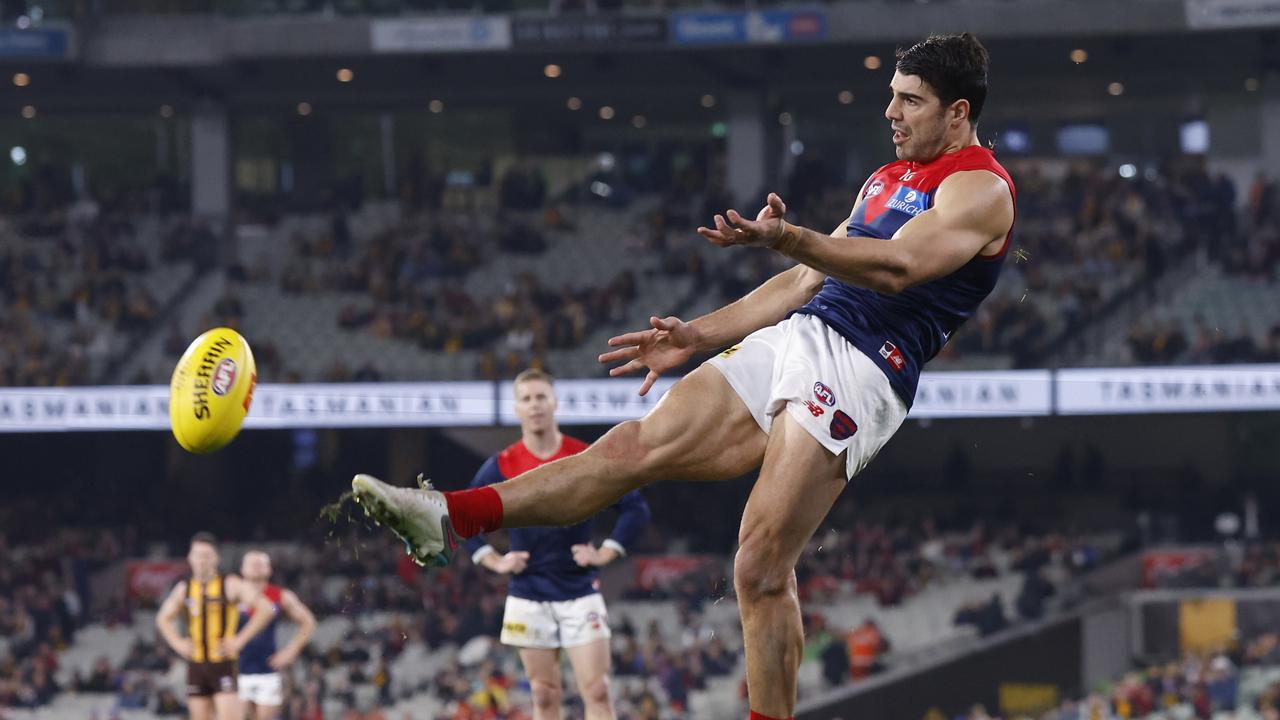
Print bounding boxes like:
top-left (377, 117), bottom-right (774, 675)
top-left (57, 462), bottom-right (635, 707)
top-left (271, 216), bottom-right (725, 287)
top-left (1, 158), bottom-right (1266, 388)
top-left (953, 634), bottom-right (1280, 720)
top-left (0, 206), bottom-right (209, 388)
top-left (0, 505), bottom-right (1121, 719)
top-left (0, 529), bottom-right (115, 711)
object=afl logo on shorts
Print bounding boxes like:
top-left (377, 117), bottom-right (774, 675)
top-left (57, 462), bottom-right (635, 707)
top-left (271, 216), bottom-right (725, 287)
top-left (211, 358), bottom-right (237, 396)
top-left (813, 382), bottom-right (836, 407)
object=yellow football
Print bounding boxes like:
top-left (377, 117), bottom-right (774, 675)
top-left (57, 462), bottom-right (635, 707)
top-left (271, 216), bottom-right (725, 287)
top-left (169, 327), bottom-right (257, 454)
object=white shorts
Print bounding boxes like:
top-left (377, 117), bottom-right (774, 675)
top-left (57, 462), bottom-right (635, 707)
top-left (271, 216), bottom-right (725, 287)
top-left (499, 593), bottom-right (611, 650)
top-left (238, 672), bottom-right (283, 707)
top-left (706, 313), bottom-right (909, 480)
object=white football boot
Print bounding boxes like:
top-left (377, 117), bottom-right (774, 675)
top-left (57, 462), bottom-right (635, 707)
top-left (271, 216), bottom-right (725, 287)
top-left (351, 473), bottom-right (458, 567)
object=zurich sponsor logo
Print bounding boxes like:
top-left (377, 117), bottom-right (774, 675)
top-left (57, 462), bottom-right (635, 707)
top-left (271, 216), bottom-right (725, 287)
top-left (886, 185), bottom-right (930, 216)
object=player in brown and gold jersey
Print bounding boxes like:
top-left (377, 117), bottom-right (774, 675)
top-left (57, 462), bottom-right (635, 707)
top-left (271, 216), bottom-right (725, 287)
top-left (156, 532), bottom-right (275, 720)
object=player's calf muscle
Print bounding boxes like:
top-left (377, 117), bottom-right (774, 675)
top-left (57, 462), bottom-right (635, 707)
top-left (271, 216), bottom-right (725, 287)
top-left (591, 414), bottom-right (716, 484)
top-left (591, 418), bottom-right (690, 482)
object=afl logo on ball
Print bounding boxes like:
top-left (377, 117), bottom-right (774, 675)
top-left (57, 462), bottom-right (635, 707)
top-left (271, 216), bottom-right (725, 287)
top-left (813, 382), bottom-right (836, 407)
top-left (211, 358), bottom-right (237, 396)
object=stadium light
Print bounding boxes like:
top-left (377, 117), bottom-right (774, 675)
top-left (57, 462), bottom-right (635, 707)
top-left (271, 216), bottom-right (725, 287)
top-left (429, 99), bottom-right (444, 113)
top-left (1070, 49), bottom-right (1088, 64)
top-left (1246, 78), bottom-right (1260, 92)
top-left (864, 56), bottom-right (881, 70)
top-left (10, 146), bottom-right (26, 166)
top-left (778, 111), bottom-right (793, 126)
top-left (12, 73), bottom-right (29, 87)
top-left (21, 105), bottom-right (35, 119)
top-left (566, 96), bottom-right (582, 110)
top-left (336, 68), bottom-right (354, 83)
top-left (544, 64), bottom-right (562, 79)
top-left (631, 115), bottom-right (646, 128)
top-left (838, 90), bottom-right (854, 105)
top-left (296, 102), bottom-right (312, 116)
top-left (160, 105), bottom-right (174, 118)
top-left (1107, 82), bottom-right (1125, 96)
top-left (700, 94), bottom-right (716, 108)
top-left (598, 105), bottom-right (615, 120)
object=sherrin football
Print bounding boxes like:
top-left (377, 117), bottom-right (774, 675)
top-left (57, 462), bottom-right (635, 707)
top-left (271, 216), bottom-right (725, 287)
top-left (169, 327), bottom-right (257, 454)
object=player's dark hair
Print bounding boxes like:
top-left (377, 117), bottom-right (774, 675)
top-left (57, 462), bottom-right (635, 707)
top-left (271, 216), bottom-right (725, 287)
top-left (191, 531), bottom-right (219, 549)
top-left (895, 33), bottom-right (989, 125)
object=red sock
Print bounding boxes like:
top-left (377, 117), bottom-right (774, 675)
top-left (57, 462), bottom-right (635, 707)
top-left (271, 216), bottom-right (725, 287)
top-left (748, 712), bottom-right (791, 720)
top-left (443, 487), bottom-right (503, 538)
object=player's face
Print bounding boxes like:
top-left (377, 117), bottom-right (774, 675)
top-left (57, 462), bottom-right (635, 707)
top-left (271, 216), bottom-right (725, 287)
top-left (513, 379), bottom-right (558, 434)
top-left (885, 71), bottom-right (953, 162)
top-left (240, 552), bottom-right (271, 583)
top-left (188, 541), bottom-right (219, 579)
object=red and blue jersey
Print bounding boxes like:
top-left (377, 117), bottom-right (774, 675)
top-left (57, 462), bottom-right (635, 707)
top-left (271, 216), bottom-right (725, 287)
top-left (794, 145), bottom-right (1016, 407)
top-left (236, 584), bottom-right (281, 675)
top-left (463, 436), bottom-right (651, 602)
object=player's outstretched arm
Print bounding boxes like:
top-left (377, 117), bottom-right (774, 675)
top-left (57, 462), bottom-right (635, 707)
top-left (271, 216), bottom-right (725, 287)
top-left (601, 195), bottom-right (840, 396)
top-left (269, 589), bottom-right (317, 670)
top-left (701, 174), bottom-right (1013, 293)
top-left (684, 192), bottom-right (841, 347)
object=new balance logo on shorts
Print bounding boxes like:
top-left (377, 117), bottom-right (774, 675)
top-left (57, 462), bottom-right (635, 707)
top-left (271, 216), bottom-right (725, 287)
top-left (829, 410), bottom-right (859, 440)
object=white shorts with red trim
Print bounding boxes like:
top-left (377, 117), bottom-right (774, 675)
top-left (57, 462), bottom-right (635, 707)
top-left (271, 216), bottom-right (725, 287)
top-left (705, 313), bottom-right (908, 480)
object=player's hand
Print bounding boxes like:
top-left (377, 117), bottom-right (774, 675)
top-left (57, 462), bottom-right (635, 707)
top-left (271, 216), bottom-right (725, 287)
top-left (494, 551), bottom-right (530, 575)
top-left (172, 639), bottom-right (193, 660)
top-left (599, 315), bottom-right (700, 396)
top-left (571, 544), bottom-right (605, 567)
top-left (219, 635), bottom-right (246, 658)
top-left (698, 193), bottom-right (788, 249)
top-left (268, 649), bottom-right (299, 670)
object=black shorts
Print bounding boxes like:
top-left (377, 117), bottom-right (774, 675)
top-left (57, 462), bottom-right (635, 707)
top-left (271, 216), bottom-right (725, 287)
top-left (187, 660), bottom-right (238, 697)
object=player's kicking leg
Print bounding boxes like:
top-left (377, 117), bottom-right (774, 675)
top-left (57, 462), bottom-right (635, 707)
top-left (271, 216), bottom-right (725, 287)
top-left (351, 364), bottom-right (766, 565)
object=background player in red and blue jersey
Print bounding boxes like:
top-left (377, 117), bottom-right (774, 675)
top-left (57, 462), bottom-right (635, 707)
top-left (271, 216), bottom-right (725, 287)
top-left (354, 32), bottom-right (1014, 720)
top-left (465, 368), bottom-right (650, 720)
top-left (236, 550), bottom-right (317, 720)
